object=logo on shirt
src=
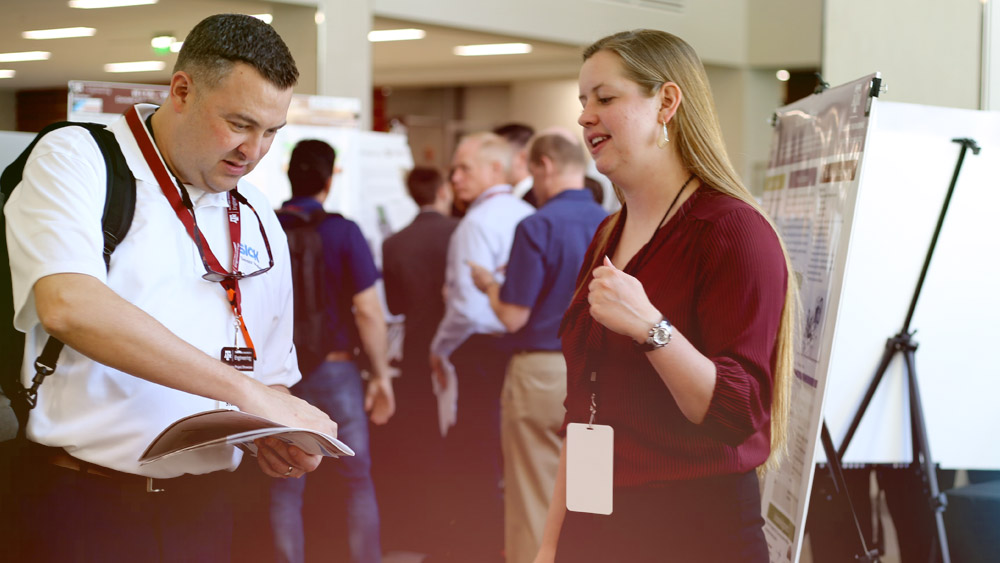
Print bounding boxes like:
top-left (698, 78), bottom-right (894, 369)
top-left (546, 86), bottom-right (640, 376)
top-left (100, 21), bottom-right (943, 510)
top-left (239, 243), bottom-right (260, 264)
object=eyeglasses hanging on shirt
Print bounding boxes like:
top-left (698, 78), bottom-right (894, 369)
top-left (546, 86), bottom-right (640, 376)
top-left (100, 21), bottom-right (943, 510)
top-left (175, 184), bottom-right (274, 282)
top-left (124, 105), bottom-right (264, 367)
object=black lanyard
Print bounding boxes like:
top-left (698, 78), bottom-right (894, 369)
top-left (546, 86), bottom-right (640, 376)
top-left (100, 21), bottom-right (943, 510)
top-left (584, 174), bottom-right (696, 425)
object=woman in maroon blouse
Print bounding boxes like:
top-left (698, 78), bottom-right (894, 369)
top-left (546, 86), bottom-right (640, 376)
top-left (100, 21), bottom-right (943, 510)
top-left (534, 30), bottom-right (798, 563)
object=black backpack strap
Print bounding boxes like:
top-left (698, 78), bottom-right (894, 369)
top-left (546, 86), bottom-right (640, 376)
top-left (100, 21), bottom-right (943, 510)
top-left (7, 122), bottom-right (136, 437)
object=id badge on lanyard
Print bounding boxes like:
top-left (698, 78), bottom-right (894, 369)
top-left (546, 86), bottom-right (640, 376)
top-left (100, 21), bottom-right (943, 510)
top-left (566, 368), bottom-right (614, 515)
top-left (566, 422), bottom-right (614, 514)
top-left (125, 106), bottom-right (256, 374)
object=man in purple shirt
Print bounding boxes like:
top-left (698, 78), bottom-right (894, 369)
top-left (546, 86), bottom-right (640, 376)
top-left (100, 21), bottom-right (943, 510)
top-left (470, 133), bottom-right (606, 563)
top-left (270, 140), bottom-right (394, 563)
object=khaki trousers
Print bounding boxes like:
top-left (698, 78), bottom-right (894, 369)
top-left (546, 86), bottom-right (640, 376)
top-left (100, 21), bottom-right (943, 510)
top-left (501, 351), bottom-right (567, 563)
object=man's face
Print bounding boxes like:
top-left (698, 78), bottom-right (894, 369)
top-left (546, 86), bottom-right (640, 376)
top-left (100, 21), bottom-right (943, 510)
top-left (449, 139), bottom-right (497, 204)
top-left (171, 62), bottom-right (293, 193)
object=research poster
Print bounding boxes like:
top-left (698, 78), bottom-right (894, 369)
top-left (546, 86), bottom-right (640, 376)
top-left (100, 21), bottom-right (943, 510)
top-left (758, 74), bottom-right (880, 563)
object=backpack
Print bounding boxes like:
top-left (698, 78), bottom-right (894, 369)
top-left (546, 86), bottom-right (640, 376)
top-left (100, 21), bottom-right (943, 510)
top-left (0, 122), bottom-right (136, 442)
top-left (277, 207), bottom-right (331, 377)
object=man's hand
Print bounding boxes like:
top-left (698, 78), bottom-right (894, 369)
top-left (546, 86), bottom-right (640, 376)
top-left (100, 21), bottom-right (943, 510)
top-left (467, 260), bottom-right (498, 294)
top-left (254, 436), bottom-right (322, 479)
top-left (430, 353), bottom-right (448, 390)
top-left (241, 384), bottom-right (337, 478)
top-left (365, 375), bottom-right (395, 425)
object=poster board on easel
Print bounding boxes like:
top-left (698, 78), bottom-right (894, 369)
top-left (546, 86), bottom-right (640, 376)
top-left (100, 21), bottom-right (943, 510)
top-left (820, 101), bottom-right (1000, 469)
top-left (758, 74), bottom-right (881, 563)
top-left (759, 77), bottom-right (1000, 562)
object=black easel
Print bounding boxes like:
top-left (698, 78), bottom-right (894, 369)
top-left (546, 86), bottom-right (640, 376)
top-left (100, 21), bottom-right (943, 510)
top-left (821, 137), bottom-right (980, 563)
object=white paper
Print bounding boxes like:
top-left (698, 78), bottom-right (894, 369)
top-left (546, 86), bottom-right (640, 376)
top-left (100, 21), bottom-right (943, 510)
top-left (138, 409), bottom-right (354, 465)
top-left (432, 358), bottom-right (458, 437)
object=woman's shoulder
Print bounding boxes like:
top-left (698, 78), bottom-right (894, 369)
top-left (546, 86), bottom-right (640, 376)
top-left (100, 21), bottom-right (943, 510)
top-left (687, 187), bottom-right (755, 219)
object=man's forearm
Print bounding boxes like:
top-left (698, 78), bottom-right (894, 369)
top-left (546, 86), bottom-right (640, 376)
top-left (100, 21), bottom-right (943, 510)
top-left (353, 287), bottom-right (390, 380)
top-left (486, 283), bottom-right (530, 333)
top-left (34, 272), bottom-right (260, 409)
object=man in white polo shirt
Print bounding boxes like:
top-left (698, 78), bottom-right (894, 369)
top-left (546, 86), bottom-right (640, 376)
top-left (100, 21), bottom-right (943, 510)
top-left (3, 14), bottom-right (336, 561)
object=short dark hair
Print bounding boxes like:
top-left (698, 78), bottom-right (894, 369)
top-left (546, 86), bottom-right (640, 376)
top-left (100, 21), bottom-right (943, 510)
top-left (492, 123), bottom-right (535, 149)
top-left (406, 167), bottom-right (444, 207)
top-left (175, 14), bottom-right (299, 90)
top-left (288, 140), bottom-right (336, 198)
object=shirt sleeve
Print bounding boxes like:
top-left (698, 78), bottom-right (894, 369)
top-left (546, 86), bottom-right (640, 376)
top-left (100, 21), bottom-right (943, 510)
top-left (696, 208), bottom-right (787, 445)
top-left (5, 127), bottom-right (109, 331)
top-left (499, 217), bottom-right (546, 307)
top-left (343, 220), bottom-right (380, 295)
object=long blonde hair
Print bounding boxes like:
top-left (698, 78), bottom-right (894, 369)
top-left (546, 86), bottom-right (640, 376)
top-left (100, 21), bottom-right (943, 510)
top-left (580, 30), bottom-right (798, 471)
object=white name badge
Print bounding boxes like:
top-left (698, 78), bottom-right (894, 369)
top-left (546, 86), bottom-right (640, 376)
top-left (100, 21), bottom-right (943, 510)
top-left (566, 422), bottom-right (613, 515)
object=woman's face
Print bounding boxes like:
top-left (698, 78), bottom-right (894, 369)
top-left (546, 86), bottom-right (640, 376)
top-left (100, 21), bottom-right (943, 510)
top-left (577, 50), bottom-right (662, 182)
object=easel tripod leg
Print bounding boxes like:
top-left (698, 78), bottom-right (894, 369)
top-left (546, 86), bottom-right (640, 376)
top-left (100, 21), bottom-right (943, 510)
top-left (903, 346), bottom-right (950, 563)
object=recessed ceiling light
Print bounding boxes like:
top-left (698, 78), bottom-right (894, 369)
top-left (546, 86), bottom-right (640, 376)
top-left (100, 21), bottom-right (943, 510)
top-left (104, 60), bottom-right (166, 73)
top-left (453, 43), bottom-right (532, 56)
top-left (0, 70), bottom-right (15, 79)
top-left (0, 51), bottom-right (52, 63)
top-left (151, 35), bottom-right (175, 50)
top-left (251, 14), bottom-right (273, 24)
top-left (22, 27), bottom-right (97, 40)
top-left (368, 29), bottom-right (426, 42)
top-left (776, 69), bottom-right (790, 82)
top-left (69, 0), bottom-right (157, 8)
top-left (169, 41), bottom-right (183, 53)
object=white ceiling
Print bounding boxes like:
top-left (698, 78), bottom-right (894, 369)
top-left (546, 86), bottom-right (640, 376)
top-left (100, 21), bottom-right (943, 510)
top-left (0, 0), bottom-right (584, 91)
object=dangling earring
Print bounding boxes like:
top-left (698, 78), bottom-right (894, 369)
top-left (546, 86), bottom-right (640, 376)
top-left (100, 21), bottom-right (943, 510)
top-left (656, 120), bottom-right (669, 148)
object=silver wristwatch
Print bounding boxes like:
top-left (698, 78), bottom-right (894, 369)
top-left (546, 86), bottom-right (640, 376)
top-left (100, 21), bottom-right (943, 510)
top-left (639, 317), bottom-right (673, 352)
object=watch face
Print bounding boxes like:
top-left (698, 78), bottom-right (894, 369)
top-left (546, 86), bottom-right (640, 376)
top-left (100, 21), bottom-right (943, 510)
top-left (651, 327), bottom-right (670, 346)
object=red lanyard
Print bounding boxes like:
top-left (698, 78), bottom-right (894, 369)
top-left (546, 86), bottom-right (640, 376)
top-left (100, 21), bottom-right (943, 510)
top-left (124, 106), bottom-right (257, 357)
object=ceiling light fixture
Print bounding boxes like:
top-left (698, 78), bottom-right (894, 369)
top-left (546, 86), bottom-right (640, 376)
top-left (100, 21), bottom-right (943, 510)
top-left (0, 51), bottom-right (52, 63)
top-left (0, 70), bottom-right (15, 79)
top-left (22, 27), bottom-right (97, 40)
top-left (776, 69), bottom-right (791, 82)
top-left (104, 60), bottom-right (165, 73)
top-left (453, 43), bottom-right (532, 56)
top-left (251, 14), bottom-right (273, 24)
top-left (69, 0), bottom-right (157, 8)
top-left (368, 29), bottom-right (426, 42)
top-left (169, 41), bottom-right (183, 53)
top-left (151, 34), bottom-right (175, 53)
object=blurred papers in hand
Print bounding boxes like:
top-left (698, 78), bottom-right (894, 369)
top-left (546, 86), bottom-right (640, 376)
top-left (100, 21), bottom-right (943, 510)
top-left (139, 409), bottom-right (353, 465)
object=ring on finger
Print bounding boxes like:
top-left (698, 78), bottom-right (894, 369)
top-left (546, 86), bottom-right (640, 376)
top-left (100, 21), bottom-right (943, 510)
top-left (283, 465), bottom-right (293, 476)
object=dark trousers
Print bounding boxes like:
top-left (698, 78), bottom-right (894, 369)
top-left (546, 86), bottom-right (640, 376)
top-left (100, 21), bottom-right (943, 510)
top-left (7, 446), bottom-right (234, 562)
top-left (437, 334), bottom-right (509, 563)
top-left (556, 470), bottom-right (769, 563)
top-left (370, 362), bottom-right (448, 555)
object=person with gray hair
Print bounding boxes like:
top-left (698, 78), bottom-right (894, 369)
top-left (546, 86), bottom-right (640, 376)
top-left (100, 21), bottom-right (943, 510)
top-left (469, 133), bottom-right (606, 563)
top-left (3, 14), bottom-right (335, 561)
top-left (431, 131), bottom-right (534, 562)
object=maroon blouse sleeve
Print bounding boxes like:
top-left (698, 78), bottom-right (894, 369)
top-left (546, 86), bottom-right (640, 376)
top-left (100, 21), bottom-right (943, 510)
top-left (695, 207), bottom-right (787, 445)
